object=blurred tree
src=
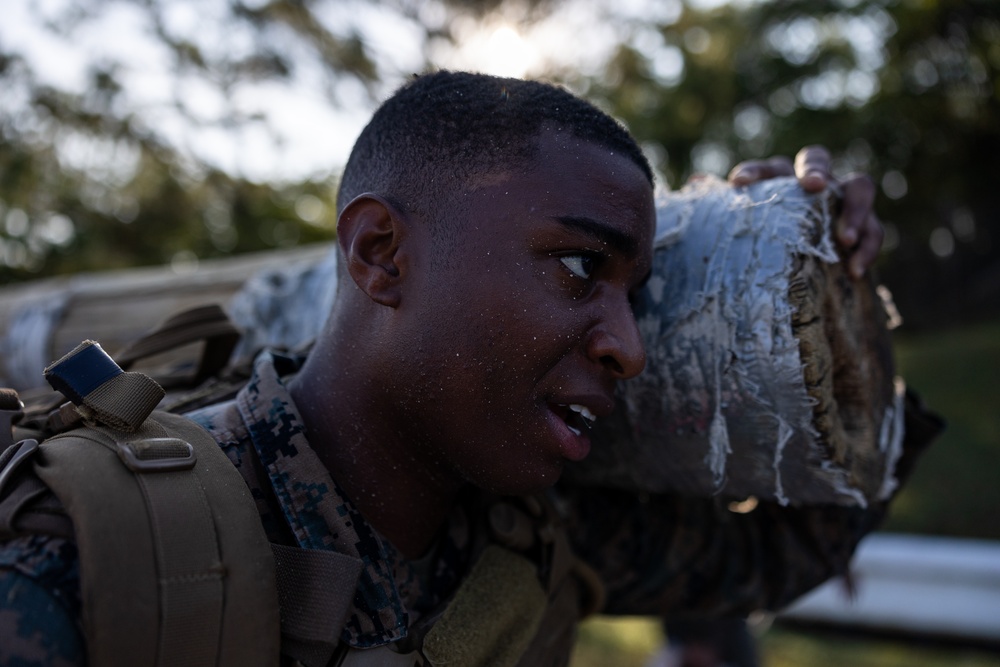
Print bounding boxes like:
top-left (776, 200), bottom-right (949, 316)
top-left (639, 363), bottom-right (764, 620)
top-left (2, 0), bottom-right (996, 329)
top-left (585, 0), bottom-right (1000, 329)
top-left (0, 54), bottom-right (339, 279)
top-left (0, 0), bottom-right (552, 282)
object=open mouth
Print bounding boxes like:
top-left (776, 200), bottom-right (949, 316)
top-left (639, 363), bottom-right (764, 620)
top-left (555, 403), bottom-right (597, 436)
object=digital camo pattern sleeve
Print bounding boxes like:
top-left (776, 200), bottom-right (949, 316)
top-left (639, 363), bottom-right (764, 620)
top-left (565, 487), bottom-right (882, 617)
top-left (0, 534), bottom-right (85, 666)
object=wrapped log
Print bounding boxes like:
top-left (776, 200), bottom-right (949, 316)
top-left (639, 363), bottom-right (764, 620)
top-left (0, 177), bottom-right (904, 506)
top-left (568, 176), bottom-right (904, 506)
top-left (0, 245), bottom-right (330, 390)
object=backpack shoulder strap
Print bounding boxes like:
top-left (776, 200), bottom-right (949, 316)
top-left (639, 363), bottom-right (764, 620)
top-left (2, 338), bottom-right (366, 666)
top-left (6, 339), bottom-right (281, 666)
top-left (35, 410), bottom-right (281, 667)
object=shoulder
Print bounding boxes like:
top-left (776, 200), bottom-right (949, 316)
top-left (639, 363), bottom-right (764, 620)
top-left (0, 535), bottom-right (86, 665)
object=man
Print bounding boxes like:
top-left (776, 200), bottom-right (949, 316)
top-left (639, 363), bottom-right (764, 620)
top-left (0, 71), bottom-right (899, 665)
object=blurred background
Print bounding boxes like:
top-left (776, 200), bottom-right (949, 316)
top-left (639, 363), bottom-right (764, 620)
top-left (1, 0), bottom-right (997, 664)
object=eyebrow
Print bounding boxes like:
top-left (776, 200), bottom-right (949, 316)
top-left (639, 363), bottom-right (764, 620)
top-left (552, 215), bottom-right (639, 255)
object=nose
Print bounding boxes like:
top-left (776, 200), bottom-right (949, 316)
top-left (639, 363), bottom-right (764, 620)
top-left (585, 295), bottom-right (646, 380)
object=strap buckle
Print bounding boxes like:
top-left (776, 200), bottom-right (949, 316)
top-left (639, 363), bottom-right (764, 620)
top-left (118, 438), bottom-right (197, 472)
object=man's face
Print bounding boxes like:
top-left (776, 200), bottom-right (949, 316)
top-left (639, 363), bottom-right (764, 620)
top-left (388, 128), bottom-right (655, 495)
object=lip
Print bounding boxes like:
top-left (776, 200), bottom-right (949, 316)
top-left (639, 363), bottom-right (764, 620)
top-left (551, 393), bottom-right (615, 419)
top-left (545, 406), bottom-right (592, 462)
top-left (545, 394), bottom-right (614, 462)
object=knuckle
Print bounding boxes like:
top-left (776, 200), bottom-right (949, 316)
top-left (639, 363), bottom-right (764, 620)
top-left (803, 144), bottom-right (831, 158)
top-left (796, 145), bottom-right (831, 164)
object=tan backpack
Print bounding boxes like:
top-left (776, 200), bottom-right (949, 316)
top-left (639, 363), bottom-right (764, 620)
top-left (0, 333), bottom-right (366, 666)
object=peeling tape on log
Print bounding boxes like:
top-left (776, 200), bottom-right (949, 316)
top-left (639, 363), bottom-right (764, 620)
top-left (566, 176), bottom-right (904, 507)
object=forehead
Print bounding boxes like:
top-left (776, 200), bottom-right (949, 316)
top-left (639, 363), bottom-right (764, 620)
top-left (458, 129), bottom-right (655, 252)
top-left (529, 128), bottom-right (652, 209)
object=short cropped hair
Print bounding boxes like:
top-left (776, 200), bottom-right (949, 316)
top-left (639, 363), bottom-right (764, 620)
top-left (336, 71), bottom-right (652, 222)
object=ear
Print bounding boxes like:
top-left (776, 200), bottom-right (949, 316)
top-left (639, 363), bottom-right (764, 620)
top-left (337, 194), bottom-right (410, 308)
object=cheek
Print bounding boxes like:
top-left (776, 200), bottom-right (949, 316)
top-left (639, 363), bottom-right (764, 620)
top-left (474, 310), bottom-right (578, 383)
top-left (430, 268), bottom-right (590, 396)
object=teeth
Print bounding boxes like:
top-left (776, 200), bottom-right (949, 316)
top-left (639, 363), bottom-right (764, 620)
top-left (568, 404), bottom-right (596, 423)
top-left (566, 424), bottom-right (581, 436)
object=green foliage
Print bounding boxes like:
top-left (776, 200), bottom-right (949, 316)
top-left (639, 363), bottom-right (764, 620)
top-left (570, 617), bottom-right (1000, 667)
top-left (0, 100), bottom-right (339, 282)
top-left (884, 318), bottom-right (1000, 539)
top-left (0, 5), bottom-right (345, 282)
top-left (586, 0), bottom-right (1000, 329)
top-left (759, 625), bottom-right (1000, 667)
top-left (0, 0), bottom-right (552, 282)
top-left (571, 617), bottom-right (662, 667)
top-left (2, 0), bottom-right (997, 328)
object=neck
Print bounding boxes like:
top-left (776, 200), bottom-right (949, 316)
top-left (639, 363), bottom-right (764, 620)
top-left (287, 342), bottom-right (464, 559)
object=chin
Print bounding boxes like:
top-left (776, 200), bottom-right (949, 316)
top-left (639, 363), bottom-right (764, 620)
top-left (477, 464), bottom-right (564, 497)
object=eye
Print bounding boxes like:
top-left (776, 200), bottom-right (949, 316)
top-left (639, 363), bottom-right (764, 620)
top-left (559, 253), bottom-right (598, 280)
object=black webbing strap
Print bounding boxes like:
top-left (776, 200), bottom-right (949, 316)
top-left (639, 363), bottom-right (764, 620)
top-left (0, 439), bottom-right (75, 540)
top-left (0, 388), bottom-right (22, 451)
top-left (114, 303), bottom-right (242, 384)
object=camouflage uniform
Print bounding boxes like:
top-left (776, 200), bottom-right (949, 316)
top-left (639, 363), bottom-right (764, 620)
top-left (0, 350), bottom-right (889, 664)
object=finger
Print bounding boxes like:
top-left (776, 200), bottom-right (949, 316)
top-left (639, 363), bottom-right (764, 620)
top-left (848, 212), bottom-right (885, 279)
top-left (837, 173), bottom-right (877, 249)
top-left (728, 156), bottom-right (793, 186)
top-left (793, 145), bottom-right (832, 192)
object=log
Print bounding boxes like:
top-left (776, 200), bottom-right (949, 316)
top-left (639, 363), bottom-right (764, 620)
top-left (567, 177), bottom-right (903, 506)
top-left (0, 245), bottom-right (330, 390)
top-left (0, 177), bottom-right (903, 506)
